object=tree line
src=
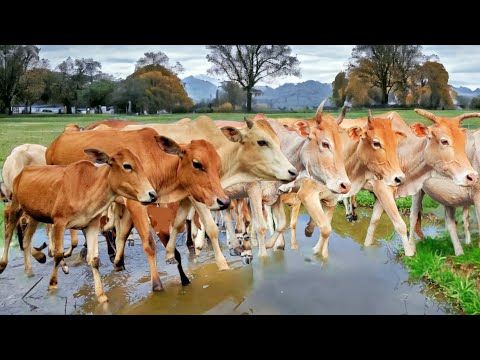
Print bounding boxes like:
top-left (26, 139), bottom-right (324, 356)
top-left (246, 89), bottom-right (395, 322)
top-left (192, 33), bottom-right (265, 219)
top-left (1, 45), bottom-right (478, 116)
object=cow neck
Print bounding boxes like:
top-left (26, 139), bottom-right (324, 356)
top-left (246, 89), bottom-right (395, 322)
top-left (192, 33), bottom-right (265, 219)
top-left (151, 155), bottom-right (186, 198)
top-left (85, 164), bottom-right (117, 218)
top-left (395, 135), bottom-right (433, 197)
top-left (342, 132), bottom-right (369, 189)
top-left (266, 118), bottom-right (306, 171)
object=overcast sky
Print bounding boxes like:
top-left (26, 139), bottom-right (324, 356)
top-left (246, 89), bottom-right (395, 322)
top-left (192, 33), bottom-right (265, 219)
top-left (38, 45), bottom-right (480, 90)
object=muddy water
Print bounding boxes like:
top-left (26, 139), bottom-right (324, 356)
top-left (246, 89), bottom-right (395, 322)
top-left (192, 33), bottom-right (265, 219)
top-left (0, 207), bottom-right (455, 314)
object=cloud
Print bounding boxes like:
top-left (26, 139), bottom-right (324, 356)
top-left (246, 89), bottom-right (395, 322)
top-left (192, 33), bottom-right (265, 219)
top-left (37, 45), bottom-right (480, 90)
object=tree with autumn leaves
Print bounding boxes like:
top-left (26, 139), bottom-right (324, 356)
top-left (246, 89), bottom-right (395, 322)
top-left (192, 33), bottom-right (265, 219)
top-left (332, 45), bottom-right (455, 109)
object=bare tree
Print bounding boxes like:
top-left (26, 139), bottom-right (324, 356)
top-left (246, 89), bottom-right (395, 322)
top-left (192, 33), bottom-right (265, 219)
top-left (135, 51), bottom-right (184, 74)
top-left (206, 45), bottom-right (301, 111)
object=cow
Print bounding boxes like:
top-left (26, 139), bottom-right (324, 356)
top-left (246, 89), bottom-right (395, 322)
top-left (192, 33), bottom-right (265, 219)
top-left (1, 148), bottom-right (157, 303)
top-left (117, 116), bottom-right (298, 275)
top-left (344, 110), bottom-right (479, 256)
top-left (408, 121), bottom-right (480, 255)
top-left (83, 119), bottom-right (141, 130)
top-left (45, 127), bottom-right (229, 291)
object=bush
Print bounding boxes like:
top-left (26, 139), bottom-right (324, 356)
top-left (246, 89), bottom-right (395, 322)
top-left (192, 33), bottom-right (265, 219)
top-left (194, 107), bottom-right (213, 113)
top-left (471, 97), bottom-right (480, 109)
top-left (172, 105), bottom-right (192, 113)
top-left (214, 102), bottom-right (234, 113)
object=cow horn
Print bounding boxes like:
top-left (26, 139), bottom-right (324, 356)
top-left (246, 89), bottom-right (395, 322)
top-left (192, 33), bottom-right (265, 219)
top-left (315, 99), bottom-right (327, 115)
top-left (244, 117), bottom-right (254, 129)
top-left (336, 105), bottom-right (348, 125)
top-left (367, 109), bottom-right (373, 124)
top-left (414, 109), bottom-right (438, 123)
top-left (456, 113), bottom-right (480, 123)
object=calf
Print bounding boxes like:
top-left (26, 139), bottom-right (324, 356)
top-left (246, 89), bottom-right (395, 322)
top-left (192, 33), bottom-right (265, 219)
top-left (1, 148), bottom-right (157, 303)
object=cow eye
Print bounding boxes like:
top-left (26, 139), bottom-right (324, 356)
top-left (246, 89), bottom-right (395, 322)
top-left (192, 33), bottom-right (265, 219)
top-left (322, 141), bottom-right (330, 149)
top-left (440, 138), bottom-right (449, 146)
top-left (193, 160), bottom-right (204, 171)
top-left (257, 140), bottom-right (269, 147)
top-left (372, 140), bottom-right (381, 149)
top-left (123, 163), bottom-right (133, 171)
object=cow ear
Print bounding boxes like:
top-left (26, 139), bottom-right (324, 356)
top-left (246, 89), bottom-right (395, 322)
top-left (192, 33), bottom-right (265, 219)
top-left (347, 126), bottom-right (363, 141)
top-left (155, 135), bottom-right (184, 159)
top-left (84, 148), bottom-right (111, 166)
top-left (410, 123), bottom-right (430, 138)
top-left (221, 126), bottom-right (243, 143)
top-left (293, 121), bottom-right (310, 138)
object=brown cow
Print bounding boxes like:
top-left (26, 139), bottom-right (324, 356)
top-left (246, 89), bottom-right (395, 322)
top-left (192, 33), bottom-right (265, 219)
top-left (83, 119), bottom-right (141, 130)
top-left (1, 148), bottom-right (157, 303)
top-left (45, 127), bottom-right (229, 291)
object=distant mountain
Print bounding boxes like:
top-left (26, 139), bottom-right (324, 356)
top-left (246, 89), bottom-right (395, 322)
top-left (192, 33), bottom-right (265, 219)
top-left (452, 86), bottom-right (480, 98)
top-left (181, 76), bottom-right (218, 103)
top-left (254, 80), bottom-right (332, 110)
top-left (193, 74), bottom-right (222, 87)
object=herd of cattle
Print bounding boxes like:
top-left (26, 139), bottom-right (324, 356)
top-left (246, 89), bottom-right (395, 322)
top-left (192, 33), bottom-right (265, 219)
top-left (1, 102), bottom-right (480, 305)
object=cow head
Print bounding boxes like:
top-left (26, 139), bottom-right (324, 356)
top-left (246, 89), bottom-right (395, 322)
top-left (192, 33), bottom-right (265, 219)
top-left (347, 111), bottom-right (406, 186)
top-left (411, 109), bottom-right (479, 186)
top-left (220, 118), bottom-right (298, 183)
top-left (84, 148), bottom-right (157, 205)
top-left (295, 105), bottom-right (352, 194)
top-left (156, 136), bottom-right (230, 211)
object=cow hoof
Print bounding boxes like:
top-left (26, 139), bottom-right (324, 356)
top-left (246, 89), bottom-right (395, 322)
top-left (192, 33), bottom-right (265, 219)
top-left (166, 257), bottom-right (178, 265)
top-left (305, 228), bottom-right (314, 238)
top-left (241, 254), bottom-right (253, 265)
top-left (61, 264), bottom-right (69, 274)
top-left (128, 240), bottom-right (134, 246)
top-left (0, 261), bottom-right (7, 274)
top-left (181, 278), bottom-right (191, 286)
top-left (48, 250), bottom-right (53, 258)
top-left (34, 252), bottom-right (47, 264)
top-left (34, 242), bottom-right (48, 252)
top-left (275, 245), bottom-right (285, 251)
top-left (80, 247), bottom-right (88, 260)
top-left (109, 254), bottom-right (115, 264)
top-left (352, 215), bottom-right (358, 221)
top-left (346, 215), bottom-right (353, 222)
top-left (152, 283), bottom-right (164, 292)
top-left (114, 264), bottom-right (125, 272)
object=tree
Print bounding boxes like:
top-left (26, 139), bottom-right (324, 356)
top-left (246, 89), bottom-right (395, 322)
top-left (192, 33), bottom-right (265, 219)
top-left (0, 45), bottom-right (40, 114)
top-left (77, 79), bottom-right (116, 111)
top-left (206, 45), bottom-right (301, 112)
top-left (331, 72), bottom-right (349, 107)
top-left (345, 73), bottom-right (375, 107)
top-left (470, 97), bottom-right (480, 109)
top-left (112, 64), bottom-right (192, 114)
top-left (220, 81), bottom-right (245, 110)
top-left (53, 57), bottom-right (102, 114)
top-left (457, 95), bottom-right (471, 109)
top-left (135, 51), bottom-right (184, 74)
top-left (413, 61), bottom-right (454, 109)
top-left (348, 45), bottom-right (423, 105)
top-left (17, 68), bottom-right (51, 113)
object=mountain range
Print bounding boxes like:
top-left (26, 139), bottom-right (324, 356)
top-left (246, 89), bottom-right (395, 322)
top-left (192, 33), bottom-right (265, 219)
top-left (182, 75), bottom-right (333, 109)
top-left (451, 86), bottom-right (480, 98)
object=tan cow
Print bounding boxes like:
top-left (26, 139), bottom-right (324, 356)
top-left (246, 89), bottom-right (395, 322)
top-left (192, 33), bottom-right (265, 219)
top-left (1, 148), bottom-right (157, 303)
top-left (344, 110), bottom-right (479, 256)
top-left (268, 111), bottom-right (408, 256)
top-left (46, 127), bottom-right (229, 291)
top-left (118, 116), bottom-right (297, 274)
top-left (409, 123), bottom-right (480, 255)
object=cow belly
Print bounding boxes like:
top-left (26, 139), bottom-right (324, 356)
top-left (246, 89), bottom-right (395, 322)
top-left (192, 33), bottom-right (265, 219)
top-left (422, 178), bottom-right (474, 207)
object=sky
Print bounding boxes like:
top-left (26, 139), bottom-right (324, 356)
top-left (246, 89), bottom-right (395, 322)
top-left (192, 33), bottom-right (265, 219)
top-left (38, 45), bottom-right (480, 90)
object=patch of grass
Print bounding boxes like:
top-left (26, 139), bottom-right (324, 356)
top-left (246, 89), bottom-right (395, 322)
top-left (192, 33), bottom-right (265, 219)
top-left (348, 190), bottom-right (439, 211)
top-left (400, 233), bottom-right (480, 315)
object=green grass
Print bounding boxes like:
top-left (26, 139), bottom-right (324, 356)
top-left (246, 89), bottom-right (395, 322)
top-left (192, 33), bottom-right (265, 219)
top-left (350, 190), bottom-right (440, 210)
top-left (400, 233), bottom-right (480, 314)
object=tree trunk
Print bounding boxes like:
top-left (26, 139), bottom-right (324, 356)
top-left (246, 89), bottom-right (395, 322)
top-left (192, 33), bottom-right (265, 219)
top-left (246, 89), bottom-right (252, 112)
top-left (381, 86), bottom-right (388, 105)
top-left (4, 97), bottom-right (13, 115)
top-left (66, 103), bottom-right (72, 114)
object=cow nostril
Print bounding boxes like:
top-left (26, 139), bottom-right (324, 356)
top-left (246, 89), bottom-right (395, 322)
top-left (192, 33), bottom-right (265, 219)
top-left (149, 191), bottom-right (157, 201)
top-left (467, 174), bottom-right (474, 182)
top-left (394, 176), bottom-right (403, 184)
top-left (340, 183), bottom-right (347, 190)
top-left (288, 169), bottom-right (297, 177)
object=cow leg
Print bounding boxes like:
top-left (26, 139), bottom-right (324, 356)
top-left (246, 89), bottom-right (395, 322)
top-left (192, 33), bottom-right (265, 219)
top-left (165, 198), bottom-right (191, 263)
top-left (304, 216), bottom-right (315, 238)
top-left (21, 218), bottom-right (40, 275)
top-left (289, 197), bottom-right (301, 249)
top-left (48, 222), bottom-right (66, 290)
top-left (104, 230), bottom-right (117, 263)
top-left (83, 218), bottom-right (108, 303)
top-left (194, 221), bottom-right (206, 256)
top-left (472, 195), bottom-right (480, 248)
top-left (298, 189), bottom-right (331, 257)
top-left (264, 204), bottom-right (275, 236)
top-left (351, 195), bottom-right (358, 221)
top-left (265, 198), bottom-right (287, 250)
top-left (0, 202), bottom-right (23, 273)
top-left (374, 181), bottom-right (414, 256)
top-left (185, 207), bottom-right (195, 249)
top-left (191, 199), bottom-right (230, 270)
top-left (408, 190), bottom-right (425, 245)
top-left (463, 206), bottom-right (471, 245)
top-left (364, 199), bottom-right (384, 246)
top-left (343, 197), bottom-right (353, 221)
top-left (222, 208), bottom-right (239, 253)
top-left (63, 229), bottom-right (78, 258)
top-left (247, 186), bottom-right (268, 258)
top-left (113, 205), bottom-right (133, 271)
top-left (126, 199), bottom-right (163, 291)
top-left (445, 206), bottom-right (464, 256)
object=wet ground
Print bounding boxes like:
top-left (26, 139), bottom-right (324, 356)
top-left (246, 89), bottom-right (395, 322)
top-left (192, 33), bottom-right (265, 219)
top-left (0, 207), bottom-right (456, 315)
